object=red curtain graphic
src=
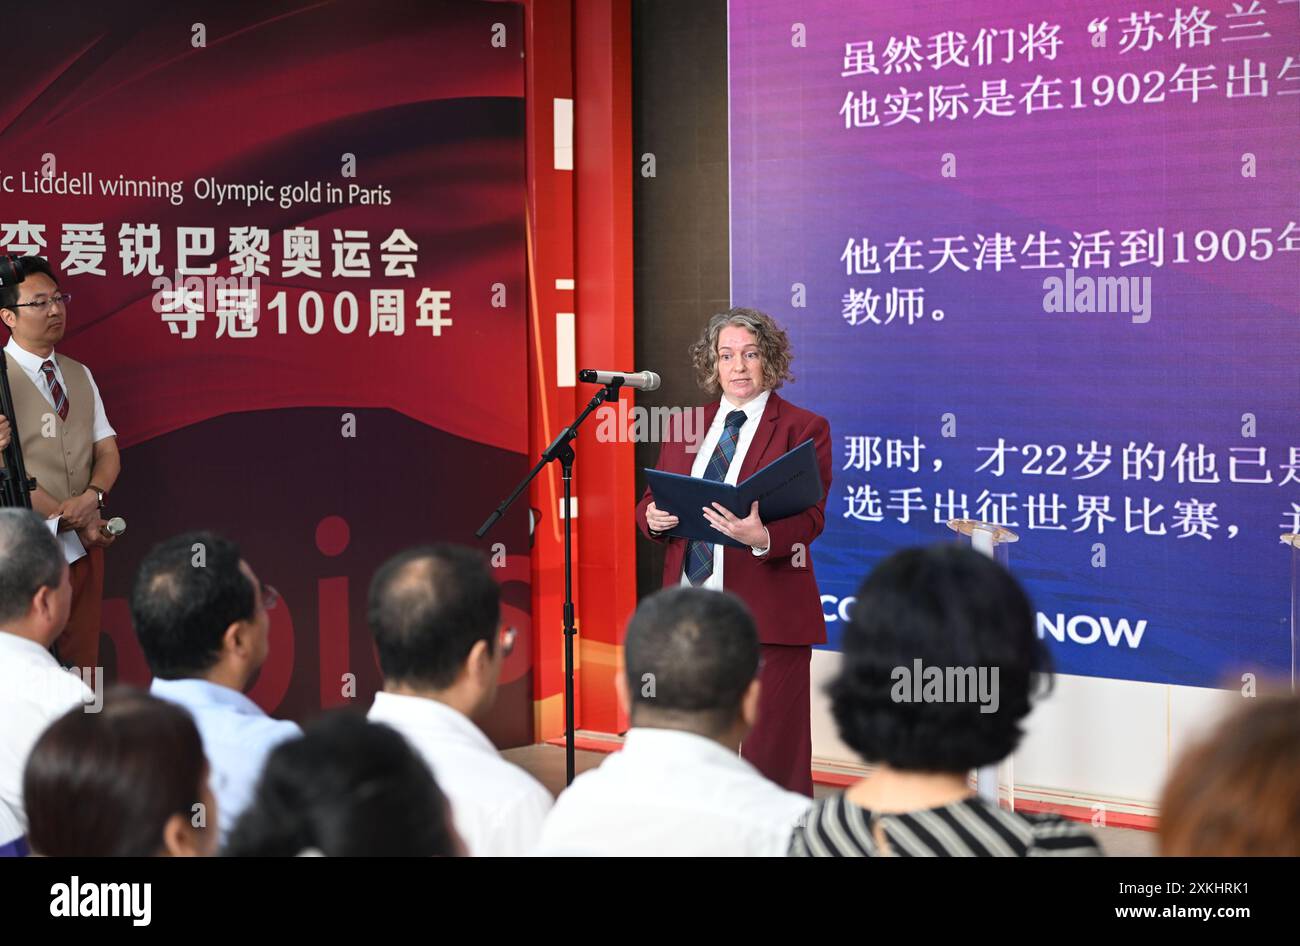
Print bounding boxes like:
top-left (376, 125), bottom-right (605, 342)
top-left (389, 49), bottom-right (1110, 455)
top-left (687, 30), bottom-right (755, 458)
top-left (1, 0), bottom-right (533, 742)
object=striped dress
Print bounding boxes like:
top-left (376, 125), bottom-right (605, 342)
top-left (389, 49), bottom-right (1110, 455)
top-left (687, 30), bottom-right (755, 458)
top-left (789, 794), bottom-right (1103, 857)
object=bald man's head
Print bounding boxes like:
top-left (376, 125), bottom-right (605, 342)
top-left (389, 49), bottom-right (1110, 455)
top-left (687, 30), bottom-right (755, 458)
top-left (367, 544), bottom-right (500, 690)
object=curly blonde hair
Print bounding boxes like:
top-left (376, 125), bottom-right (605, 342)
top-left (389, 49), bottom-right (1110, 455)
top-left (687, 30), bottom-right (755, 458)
top-left (689, 307), bottom-right (794, 395)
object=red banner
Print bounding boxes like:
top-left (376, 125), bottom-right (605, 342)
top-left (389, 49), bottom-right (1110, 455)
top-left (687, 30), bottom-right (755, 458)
top-left (1, 0), bottom-right (533, 742)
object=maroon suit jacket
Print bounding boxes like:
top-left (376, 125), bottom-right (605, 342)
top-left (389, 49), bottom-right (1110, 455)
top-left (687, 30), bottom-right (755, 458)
top-left (636, 391), bottom-right (832, 646)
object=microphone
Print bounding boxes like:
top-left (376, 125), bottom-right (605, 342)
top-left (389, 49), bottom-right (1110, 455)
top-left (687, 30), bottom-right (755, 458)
top-left (578, 369), bottom-right (661, 391)
top-left (104, 517), bottom-right (127, 537)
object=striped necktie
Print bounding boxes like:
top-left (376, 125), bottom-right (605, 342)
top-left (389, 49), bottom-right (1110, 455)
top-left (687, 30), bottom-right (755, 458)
top-left (40, 360), bottom-right (69, 421)
top-left (684, 409), bottom-right (748, 585)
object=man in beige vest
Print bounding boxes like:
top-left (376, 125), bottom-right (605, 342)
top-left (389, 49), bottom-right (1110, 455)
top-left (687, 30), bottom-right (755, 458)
top-left (0, 256), bottom-right (120, 669)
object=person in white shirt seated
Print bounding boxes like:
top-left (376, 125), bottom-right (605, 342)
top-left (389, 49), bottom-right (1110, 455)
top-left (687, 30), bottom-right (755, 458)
top-left (225, 712), bottom-right (465, 857)
top-left (0, 509), bottom-right (94, 856)
top-left (536, 586), bottom-right (813, 856)
top-left (366, 544), bottom-right (552, 857)
top-left (131, 531), bottom-right (301, 841)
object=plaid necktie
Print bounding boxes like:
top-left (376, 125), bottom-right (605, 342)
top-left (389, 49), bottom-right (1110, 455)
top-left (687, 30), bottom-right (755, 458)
top-left (684, 409), bottom-right (748, 585)
top-left (40, 360), bottom-right (69, 421)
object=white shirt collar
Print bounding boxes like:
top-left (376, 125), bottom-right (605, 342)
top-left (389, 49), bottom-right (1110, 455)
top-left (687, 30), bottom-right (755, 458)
top-left (718, 387), bottom-right (770, 425)
top-left (0, 629), bottom-right (60, 665)
top-left (149, 676), bottom-right (268, 716)
top-left (620, 726), bottom-right (750, 768)
top-left (369, 690), bottom-right (497, 753)
top-left (4, 337), bottom-right (55, 372)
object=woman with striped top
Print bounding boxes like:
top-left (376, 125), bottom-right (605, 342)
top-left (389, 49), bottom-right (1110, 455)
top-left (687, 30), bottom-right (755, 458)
top-left (792, 793), bottom-right (1099, 857)
top-left (790, 545), bottom-right (1101, 857)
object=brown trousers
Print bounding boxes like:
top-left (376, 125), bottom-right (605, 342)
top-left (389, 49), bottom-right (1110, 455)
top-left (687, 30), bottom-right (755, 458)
top-left (54, 545), bottom-right (104, 669)
top-left (741, 643), bottom-right (813, 797)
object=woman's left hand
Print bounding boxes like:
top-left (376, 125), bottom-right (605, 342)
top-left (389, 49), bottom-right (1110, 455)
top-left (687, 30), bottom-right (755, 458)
top-left (703, 501), bottom-right (769, 550)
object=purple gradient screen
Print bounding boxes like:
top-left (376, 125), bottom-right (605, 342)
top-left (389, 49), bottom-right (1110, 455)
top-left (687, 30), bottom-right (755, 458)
top-left (729, 0), bottom-right (1300, 686)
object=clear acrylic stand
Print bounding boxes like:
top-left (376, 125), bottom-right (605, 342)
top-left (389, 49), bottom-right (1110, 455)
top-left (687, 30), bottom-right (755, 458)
top-left (947, 519), bottom-right (1019, 810)
top-left (1283, 533), bottom-right (1300, 693)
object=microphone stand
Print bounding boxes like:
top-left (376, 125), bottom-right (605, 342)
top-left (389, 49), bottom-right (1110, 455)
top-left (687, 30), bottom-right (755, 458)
top-left (0, 353), bottom-right (35, 508)
top-left (477, 378), bottom-right (624, 786)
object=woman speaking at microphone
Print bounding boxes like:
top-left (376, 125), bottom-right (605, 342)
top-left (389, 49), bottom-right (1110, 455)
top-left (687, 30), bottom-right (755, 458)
top-left (635, 307), bottom-right (832, 796)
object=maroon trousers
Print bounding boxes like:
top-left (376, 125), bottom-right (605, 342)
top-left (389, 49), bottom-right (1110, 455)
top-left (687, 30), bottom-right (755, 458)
top-left (54, 546), bottom-right (103, 670)
top-left (741, 643), bottom-right (813, 797)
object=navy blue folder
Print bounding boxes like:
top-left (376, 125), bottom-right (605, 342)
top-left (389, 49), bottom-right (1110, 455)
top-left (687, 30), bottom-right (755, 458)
top-left (644, 438), bottom-right (823, 549)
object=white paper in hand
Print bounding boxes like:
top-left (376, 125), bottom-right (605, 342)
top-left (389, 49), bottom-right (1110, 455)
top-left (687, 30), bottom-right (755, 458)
top-left (43, 516), bottom-right (88, 565)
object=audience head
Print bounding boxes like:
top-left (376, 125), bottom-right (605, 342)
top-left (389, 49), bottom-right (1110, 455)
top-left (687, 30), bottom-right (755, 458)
top-left (1159, 693), bottom-right (1300, 856)
top-left (0, 508), bottom-right (71, 647)
top-left (829, 544), bottom-right (1051, 774)
top-left (131, 531), bottom-right (272, 685)
top-left (224, 711), bottom-right (462, 857)
top-left (367, 544), bottom-right (503, 716)
top-left (23, 687), bottom-right (216, 856)
top-left (620, 587), bottom-right (761, 743)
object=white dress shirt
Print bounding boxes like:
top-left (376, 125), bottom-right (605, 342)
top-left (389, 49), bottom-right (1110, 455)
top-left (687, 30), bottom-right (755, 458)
top-left (536, 727), bottom-right (813, 856)
top-left (150, 678), bottom-right (301, 842)
top-left (0, 631), bottom-right (94, 845)
top-left (679, 389), bottom-right (771, 590)
top-left (368, 691), bottom-right (553, 857)
top-left (4, 338), bottom-right (116, 443)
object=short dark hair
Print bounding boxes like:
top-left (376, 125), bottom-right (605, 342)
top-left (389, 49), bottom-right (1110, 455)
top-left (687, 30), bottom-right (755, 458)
top-left (130, 531), bottom-right (255, 679)
top-left (829, 544), bottom-right (1052, 773)
top-left (367, 544), bottom-right (500, 690)
top-left (0, 256), bottom-right (58, 315)
top-left (0, 508), bottom-right (65, 624)
top-left (24, 687), bottom-right (209, 857)
top-left (224, 711), bottom-right (459, 857)
top-left (623, 587), bottom-right (760, 736)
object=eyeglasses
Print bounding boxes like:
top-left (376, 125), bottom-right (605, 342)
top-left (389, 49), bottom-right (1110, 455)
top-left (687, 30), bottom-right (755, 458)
top-left (500, 625), bottom-right (517, 657)
top-left (261, 583), bottom-right (280, 611)
top-left (12, 293), bottom-right (72, 316)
